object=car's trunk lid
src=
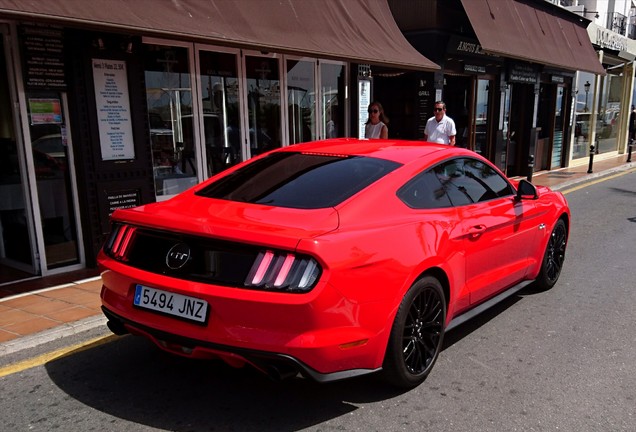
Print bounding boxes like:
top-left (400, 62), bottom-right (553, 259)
top-left (110, 195), bottom-right (339, 250)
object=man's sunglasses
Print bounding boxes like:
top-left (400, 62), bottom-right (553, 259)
top-left (434, 108), bottom-right (444, 112)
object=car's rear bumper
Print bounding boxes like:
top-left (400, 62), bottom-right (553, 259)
top-left (98, 256), bottom-right (390, 378)
top-left (101, 306), bottom-right (380, 382)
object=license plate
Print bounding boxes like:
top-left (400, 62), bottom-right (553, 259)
top-left (133, 284), bottom-right (208, 324)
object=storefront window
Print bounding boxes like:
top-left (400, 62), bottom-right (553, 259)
top-left (551, 86), bottom-right (565, 169)
top-left (287, 59), bottom-right (315, 144)
top-left (573, 72), bottom-right (595, 160)
top-left (321, 62), bottom-right (345, 139)
top-left (198, 50), bottom-right (241, 177)
top-left (144, 44), bottom-right (197, 198)
top-left (596, 72), bottom-right (622, 155)
top-left (1, 33), bottom-right (38, 281)
top-left (475, 79), bottom-right (490, 156)
top-left (245, 56), bottom-right (281, 156)
top-left (26, 94), bottom-right (79, 269)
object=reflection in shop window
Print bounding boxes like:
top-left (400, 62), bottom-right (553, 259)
top-left (287, 59), bottom-right (315, 144)
top-left (198, 51), bottom-right (241, 177)
top-left (474, 79), bottom-right (490, 155)
top-left (245, 56), bottom-right (281, 157)
top-left (144, 44), bottom-right (197, 198)
top-left (26, 94), bottom-right (79, 269)
top-left (321, 63), bottom-right (345, 139)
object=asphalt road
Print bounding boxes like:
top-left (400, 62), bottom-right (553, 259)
top-left (1, 170), bottom-right (635, 432)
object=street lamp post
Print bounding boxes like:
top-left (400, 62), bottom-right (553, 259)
top-left (584, 81), bottom-right (591, 112)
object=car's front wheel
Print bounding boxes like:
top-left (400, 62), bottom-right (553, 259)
top-left (382, 276), bottom-right (446, 388)
top-left (535, 218), bottom-right (568, 291)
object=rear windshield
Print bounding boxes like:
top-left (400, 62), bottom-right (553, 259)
top-left (195, 152), bottom-right (401, 209)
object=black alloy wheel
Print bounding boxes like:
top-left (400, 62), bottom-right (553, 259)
top-left (535, 218), bottom-right (567, 291)
top-left (383, 276), bottom-right (446, 388)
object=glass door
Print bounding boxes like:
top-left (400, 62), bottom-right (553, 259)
top-left (25, 93), bottom-right (81, 270)
top-left (144, 42), bottom-right (199, 200)
top-left (196, 48), bottom-right (242, 177)
top-left (474, 79), bottom-right (491, 157)
top-left (320, 62), bottom-right (346, 139)
top-left (551, 86), bottom-right (566, 169)
top-left (0, 26), bottom-right (40, 283)
top-left (244, 54), bottom-right (282, 157)
top-left (286, 58), bottom-right (316, 144)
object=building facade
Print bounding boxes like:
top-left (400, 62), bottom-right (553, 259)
top-left (0, 0), bottom-right (438, 285)
top-left (1, 0), bottom-right (625, 286)
top-left (386, 0), bottom-right (605, 176)
top-left (566, 0), bottom-right (636, 164)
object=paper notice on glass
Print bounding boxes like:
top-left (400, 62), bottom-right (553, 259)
top-left (358, 79), bottom-right (371, 139)
top-left (28, 98), bottom-right (63, 124)
top-left (92, 59), bottom-right (135, 160)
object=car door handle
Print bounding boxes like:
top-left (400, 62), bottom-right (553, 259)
top-left (468, 225), bottom-right (487, 238)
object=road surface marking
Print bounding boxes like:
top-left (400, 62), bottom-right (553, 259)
top-left (0, 334), bottom-right (117, 378)
top-left (560, 167), bottom-right (636, 195)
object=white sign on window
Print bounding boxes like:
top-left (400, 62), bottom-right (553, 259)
top-left (358, 79), bottom-right (372, 139)
top-left (93, 59), bottom-right (135, 160)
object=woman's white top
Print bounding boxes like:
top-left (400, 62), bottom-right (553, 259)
top-left (365, 121), bottom-right (386, 139)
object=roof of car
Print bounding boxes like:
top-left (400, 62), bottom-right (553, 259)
top-left (278, 138), bottom-right (471, 165)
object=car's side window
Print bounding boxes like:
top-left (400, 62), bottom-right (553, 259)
top-left (433, 158), bottom-right (513, 205)
top-left (398, 157), bottom-right (514, 209)
top-left (397, 169), bottom-right (453, 209)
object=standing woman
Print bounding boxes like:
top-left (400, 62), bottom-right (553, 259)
top-left (365, 102), bottom-right (389, 139)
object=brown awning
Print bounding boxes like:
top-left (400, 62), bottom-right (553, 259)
top-left (0, 0), bottom-right (438, 71)
top-left (461, 0), bottom-right (605, 75)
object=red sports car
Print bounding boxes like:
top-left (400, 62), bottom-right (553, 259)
top-left (98, 139), bottom-right (569, 388)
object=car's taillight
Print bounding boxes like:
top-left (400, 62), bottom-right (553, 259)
top-left (244, 250), bottom-right (321, 292)
top-left (104, 223), bottom-right (136, 262)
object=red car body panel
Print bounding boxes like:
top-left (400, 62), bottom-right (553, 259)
top-left (98, 139), bottom-right (570, 380)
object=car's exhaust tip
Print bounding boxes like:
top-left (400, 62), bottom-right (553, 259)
top-left (106, 319), bottom-right (129, 336)
top-left (264, 363), bottom-right (299, 381)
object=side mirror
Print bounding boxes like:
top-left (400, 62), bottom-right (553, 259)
top-left (516, 179), bottom-right (538, 200)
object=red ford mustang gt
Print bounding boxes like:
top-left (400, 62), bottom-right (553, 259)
top-left (98, 139), bottom-right (569, 388)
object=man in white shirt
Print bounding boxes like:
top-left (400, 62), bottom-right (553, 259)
top-left (424, 101), bottom-right (456, 145)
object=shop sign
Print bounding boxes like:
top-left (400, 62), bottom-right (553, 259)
top-left (551, 75), bottom-right (565, 84)
top-left (92, 59), bottom-right (135, 161)
top-left (19, 24), bottom-right (66, 90)
top-left (416, 77), bottom-right (435, 138)
top-left (587, 23), bottom-right (636, 54)
top-left (508, 63), bottom-right (538, 84)
top-left (594, 27), bottom-right (627, 52)
top-left (464, 64), bottom-right (486, 74)
top-left (447, 35), bottom-right (488, 58)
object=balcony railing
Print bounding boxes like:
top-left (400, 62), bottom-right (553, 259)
top-left (610, 12), bottom-right (627, 35)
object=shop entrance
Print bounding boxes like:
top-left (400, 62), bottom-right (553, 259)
top-left (443, 75), bottom-right (470, 149)
top-left (0, 27), bottom-right (38, 284)
top-left (1, 25), bottom-right (83, 285)
top-left (25, 92), bottom-right (81, 271)
top-left (505, 83), bottom-right (535, 177)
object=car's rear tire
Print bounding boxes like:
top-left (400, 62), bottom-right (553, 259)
top-left (382, 276), bottom-right (446, 389)
top-left (534, 218), bottom-right (567, 291)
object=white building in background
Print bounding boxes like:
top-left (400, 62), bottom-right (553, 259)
top-left (554, 0), bottom-right (636, 162)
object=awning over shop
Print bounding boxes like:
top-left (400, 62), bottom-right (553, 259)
top-left (460, 0), bottom-right (605, 75)
top-left (0, 0), bottom-right (439, 71)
